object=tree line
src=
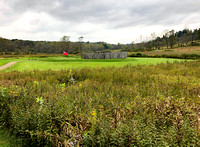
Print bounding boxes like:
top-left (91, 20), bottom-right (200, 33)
top-left (1, 28), bottom-right (200, 54)
top-left (0, 36), bottom-right (123, 55)
top-left (125, 28), bottom-right (200, 52)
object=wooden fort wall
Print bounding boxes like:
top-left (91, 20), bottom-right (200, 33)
top-left (81, 52), bottom-right (127, 59)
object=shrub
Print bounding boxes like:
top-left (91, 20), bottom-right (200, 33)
top-left (128, 52), bottom-right (147, 57)
top-left (136, 52), bottom-right (142, 56)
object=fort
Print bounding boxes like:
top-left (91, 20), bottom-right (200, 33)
top-left (81, 52), bottom-right (127, 59)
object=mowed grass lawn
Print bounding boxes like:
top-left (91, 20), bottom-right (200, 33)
top-left (0, 58), bottom-right (18, 66)
top-left (1, 56), bottom-right (185, 71)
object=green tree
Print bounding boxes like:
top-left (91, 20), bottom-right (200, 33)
top-left (60, 36), bottom-right (71, 53)
top-left (102, 42), bottom-right (110, 49)
top-left (78, 36), bottom-right (84, 52)
top-left (163, 30), bottom-right (170, 49)
top-left (169, 30), bottom-right (177, 48)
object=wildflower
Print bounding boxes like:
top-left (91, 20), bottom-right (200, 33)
top-left (61, 83), bottom-right (66, 92)
top-left (9, 91), bottom-right (19, 96)
top-left (36, 97), bottom-right (44, 111)
top-left (91, 110), bottom-right (97, 127)
top-left (61, 83), bottom-right (65, 87)
top-left (36, 97), bottom-right (44, 105)
top-left (33, 81), bottom-right (39, 85)
top-left (1, 88), bottom-right (8, 97)
top-left (91, 110), bottom-right (96, 117)
top-left (69, 77), bottom-right (76, 84)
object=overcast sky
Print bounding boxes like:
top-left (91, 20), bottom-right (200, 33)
top-left (1, 0), bottom-right (200, 44)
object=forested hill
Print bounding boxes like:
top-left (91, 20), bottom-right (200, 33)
top-left (0, 28), bottom-right (200, 54)
top-left (129, 28), bottom-right (200, 52)
top-left (0, 37), bottom-right (123, 54)
top-left (150, 28), bottom-right (200, 49)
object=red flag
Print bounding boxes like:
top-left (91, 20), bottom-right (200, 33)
top-left (63, 51), bottom-right (68, 56)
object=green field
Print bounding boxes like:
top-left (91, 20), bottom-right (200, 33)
top-left (0, 56), bottom-right (185, 71)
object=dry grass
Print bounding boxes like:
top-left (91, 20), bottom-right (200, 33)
top-left (143, 46), bottom-right (200, 56)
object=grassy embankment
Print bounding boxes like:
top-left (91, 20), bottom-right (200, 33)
top-left (129, 46), bottom-right (200, 59)
top-left (144, 46), bottom-right (200, 56)
top-left (0, 60), bottom-right (199, 146)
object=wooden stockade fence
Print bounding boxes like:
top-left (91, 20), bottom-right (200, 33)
top-left (82, 52), bottom-right (127, 59)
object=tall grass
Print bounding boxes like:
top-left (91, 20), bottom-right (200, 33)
top-left (0, 129), bottom-right (23, 147)
top-left (0, 61), bottom-right (200, 146)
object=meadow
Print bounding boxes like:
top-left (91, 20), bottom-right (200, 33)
top-left (0, 55), bottom-right (199, 146)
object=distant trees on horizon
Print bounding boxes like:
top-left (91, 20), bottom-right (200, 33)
top-left (0, 37), bottom-right (121, 55)
top-left (0, 28), bottom-right (200, 54)
top-left (127, 28), bottom-right (200, 52)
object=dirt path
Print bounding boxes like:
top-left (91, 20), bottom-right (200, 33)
top-left (0, 61), bottom-right (18, 71)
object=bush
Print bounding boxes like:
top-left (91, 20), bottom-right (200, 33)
top-left (136, 52), bottom-right (142, 56)
top-left (180, 54), bottom-right (200, 59)
top-left (131, 53), bottom-right (200, 59)
top-left (190, 41), bottom-right (200, 46)
top-left (128, 52), bottom-right (147, 57)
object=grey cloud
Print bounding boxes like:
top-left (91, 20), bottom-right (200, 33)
top-left (121, 0), bottom-right (200, 27)
top-left (5, 0), bottom-right (200, 29)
